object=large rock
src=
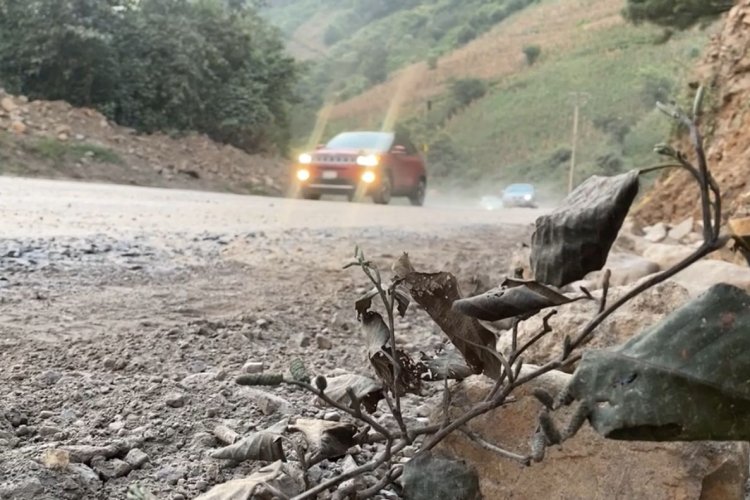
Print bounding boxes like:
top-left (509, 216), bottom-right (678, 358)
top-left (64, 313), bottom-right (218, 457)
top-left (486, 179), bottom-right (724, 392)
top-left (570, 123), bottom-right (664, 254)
top-left (668, 217), bottom-right (694, 242)
top-left (672, 260), bottom-right (750, 297)
top-left (643, 222), bottom-right (669, 243)
top-left (562, 252), bottom-right (660, 292)
top-left (1, 96), bottom-right (17, 113)
top-left (642, 243), bottom-right (696, 269)
top-left (498, 281), bottom-right (691, 366)
top-left (434, 373), bottom-right (749, 500)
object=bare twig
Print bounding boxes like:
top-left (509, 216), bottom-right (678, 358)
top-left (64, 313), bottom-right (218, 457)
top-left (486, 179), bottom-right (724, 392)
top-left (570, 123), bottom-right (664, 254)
top-left (292, 440), bottom-right (409, 500)
top-left (357, 465), bottom-right (404, 499)
top-left (461, 429), bottom-right (531, 465)
top-left (287, 380), bottom-right (392, 440)
top-left (510, 310), bottom-right (557, 365)
top-left (598, 269), bottom-right (611, 314)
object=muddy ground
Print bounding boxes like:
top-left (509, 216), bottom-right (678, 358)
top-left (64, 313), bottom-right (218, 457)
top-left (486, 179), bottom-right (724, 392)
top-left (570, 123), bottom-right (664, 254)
top-left (0, 177), bottom-right (538, 499)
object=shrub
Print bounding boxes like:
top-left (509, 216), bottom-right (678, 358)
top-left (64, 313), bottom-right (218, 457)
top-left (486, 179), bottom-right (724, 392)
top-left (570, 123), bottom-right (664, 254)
top-left (455, 25), bottom-right (478, 46)
top-left (523, 45), bottom-right (542, 65)
top-left (450, 78), bottom-right (487, 108)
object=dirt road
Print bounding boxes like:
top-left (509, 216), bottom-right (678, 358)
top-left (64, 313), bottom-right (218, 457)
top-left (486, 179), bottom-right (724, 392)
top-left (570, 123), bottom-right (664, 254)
top-left (0, 177), bottom-right (542, 500)
top-left (0, 177), bottom-right (544, 238)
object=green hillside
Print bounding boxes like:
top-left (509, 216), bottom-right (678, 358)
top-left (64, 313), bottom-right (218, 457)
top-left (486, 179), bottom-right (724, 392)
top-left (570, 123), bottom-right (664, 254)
top-left (437, 25), bottom-right (707, 188)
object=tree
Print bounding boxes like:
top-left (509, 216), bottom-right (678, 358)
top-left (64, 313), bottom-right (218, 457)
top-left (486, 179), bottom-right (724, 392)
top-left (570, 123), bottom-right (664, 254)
top-left (0, 0), bottom-right (298, 153)
top-left (623, 0), bottom-right (734, 30)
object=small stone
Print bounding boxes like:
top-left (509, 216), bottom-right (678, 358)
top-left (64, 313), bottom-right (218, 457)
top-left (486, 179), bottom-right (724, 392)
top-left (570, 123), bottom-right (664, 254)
top-left (92, 456), bottom-right (132, 479)
top-left (242, 361), bottom-right (265, 374)
top-left (316, 336), bottom-right (333, 350)
top-left (179, 372), bottom-right (216, 390)
top-left (155, 465), bottom-right (187, 485)
top-left (5, 409), bottom-right (28, 427)
top-left (69, 463), bottom-right (102, 491)
top-left (324, 412), bottom-right (341, 422)
top-left (256, 318), bottom-right (270, 330)
top-left (40, 370), bottom-right (63, 386)
top-left (125, 448), bottom-right (149, 469)
top-left (644, 222), bottom-right (669, 243)
top-left (195, 480), bottom-right (209, 492)
top-left (38, 425), bottom-right (63, 437)
top-left (241, 388), bottom-right (293, 415)
top-left (108, 420), bottom-right (125, 433)
top-left (297, 333), bottom-right (312, 348)
top-left (1, 96), bottom-right (16, 112)
top-left (103, 357), bottom-right (127, 371)
top-left (39, 411), bottom-right (55, 420)
top-left (9, 120), bottom-right (26, 134)
top-left (668, 217), bottom-right (694, 242)
top-left (190, 432), bottom-right (216, 449)
top-left (165, 392), bottom-right (187, 408)
top-left (15, 425), bottom-right (33, 437)
top-left (58, 133), bottom-right (69, 141)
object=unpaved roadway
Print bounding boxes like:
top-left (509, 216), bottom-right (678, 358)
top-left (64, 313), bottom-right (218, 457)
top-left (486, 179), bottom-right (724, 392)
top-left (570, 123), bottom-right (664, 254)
top-left (0, 177), bottom-right (543, 500)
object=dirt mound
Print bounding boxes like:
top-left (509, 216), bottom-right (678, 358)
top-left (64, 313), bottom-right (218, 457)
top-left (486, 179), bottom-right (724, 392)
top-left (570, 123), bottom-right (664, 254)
top-left (634, 1), bottom-right (750, 224)
top-left (0, 90), bottom-right (288, 195)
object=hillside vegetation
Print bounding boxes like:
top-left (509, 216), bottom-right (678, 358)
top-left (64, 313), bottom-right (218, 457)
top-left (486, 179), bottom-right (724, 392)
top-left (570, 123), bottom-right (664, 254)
top-left (264, 0), bottom-right (718, 194)
top-left (0, 0), bottom-right (298, 153)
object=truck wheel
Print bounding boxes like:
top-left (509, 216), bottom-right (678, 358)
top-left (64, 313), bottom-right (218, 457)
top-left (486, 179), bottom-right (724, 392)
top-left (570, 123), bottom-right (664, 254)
top-left (409, 179), bottom-right (426, 206)
top-left (373, 174), bottom-right (392, 205)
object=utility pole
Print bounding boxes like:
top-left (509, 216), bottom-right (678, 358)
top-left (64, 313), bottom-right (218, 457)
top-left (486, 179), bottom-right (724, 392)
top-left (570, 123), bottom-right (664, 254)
top-left (568, 91), bottom-right (589, 193)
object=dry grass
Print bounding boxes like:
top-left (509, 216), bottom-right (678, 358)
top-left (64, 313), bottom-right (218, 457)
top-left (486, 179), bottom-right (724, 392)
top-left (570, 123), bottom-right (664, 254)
top-left (327, 0), bottom-right (625, 124)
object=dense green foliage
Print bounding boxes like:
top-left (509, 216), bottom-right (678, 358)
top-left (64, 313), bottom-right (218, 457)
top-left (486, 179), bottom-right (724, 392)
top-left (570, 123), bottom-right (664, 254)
top-left (0, 0), bottom-right (298, 152)
top-left (623, 0), bottom-right (733, 30)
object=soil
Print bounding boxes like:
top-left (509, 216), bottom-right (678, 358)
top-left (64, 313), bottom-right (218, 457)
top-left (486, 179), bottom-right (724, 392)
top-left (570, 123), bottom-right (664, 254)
top-left (0, 177), bottom-right (536, 500)
top-left (0, 90), bottom-right (288, 197)
top-left (633, 0), bottom-right (750, 225)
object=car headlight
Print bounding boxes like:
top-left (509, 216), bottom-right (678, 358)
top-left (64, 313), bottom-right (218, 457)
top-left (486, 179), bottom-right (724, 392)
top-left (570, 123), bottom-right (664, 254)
top-left (298, 153), bottom-right (312, 164)
top-left (296, 169), bottom-right (311, 182)
top-left (524, 194), bottom-right (532, 201)
top-left (356, 154), bottom-right (379, 167)
top-left (361, 171), bottom-right (376, 184)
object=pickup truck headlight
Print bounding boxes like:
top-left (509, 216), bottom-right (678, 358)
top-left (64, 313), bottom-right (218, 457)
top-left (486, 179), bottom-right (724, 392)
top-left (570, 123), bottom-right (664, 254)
top-left (356, 154), bottom-right (379, 167)
top-left (296, 169), bottom-right (311, 181)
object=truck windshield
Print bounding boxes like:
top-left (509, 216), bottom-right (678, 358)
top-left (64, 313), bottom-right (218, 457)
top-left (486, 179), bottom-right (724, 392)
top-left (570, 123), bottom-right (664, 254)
top-left (326, 132), bottom-right (394, 151)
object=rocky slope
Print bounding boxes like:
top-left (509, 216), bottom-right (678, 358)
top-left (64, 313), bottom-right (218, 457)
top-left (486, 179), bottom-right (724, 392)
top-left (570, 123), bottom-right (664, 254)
top-left (0, 90), bottom-right (287, 195)
top-left (634, 0), bottom-right (750, 224)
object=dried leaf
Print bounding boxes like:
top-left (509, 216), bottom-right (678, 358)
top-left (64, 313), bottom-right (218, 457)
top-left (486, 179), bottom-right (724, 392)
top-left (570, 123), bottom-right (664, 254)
top-left (393, 253), bottom-right (502, 379)
top-left (565, 283), bottom-right (750, 441)
top-left (196, 461), bottom-right (304, 500)
top-left (394, 288), bottom-right (410, 317)
top-left (362, 310), bottom-right (391, 357)
top-left (402, 451), bottom-right (481, 500)
top-left (421, 347), bottom-right (474, 381)
top-left (355, 287), bottom-right (379, 317)
top-left (211, 432), bottom-right (285, 462)
top-left (361, 311), bottom-right (424, 395)
top-left (531, 171), bottom-right (640, 287)
top-left (288, 419), bottom-right (358, 461)
top-left (322, 374), bottom-right (384, 413)
top-left (453, 282), bottom-right (574, 321)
